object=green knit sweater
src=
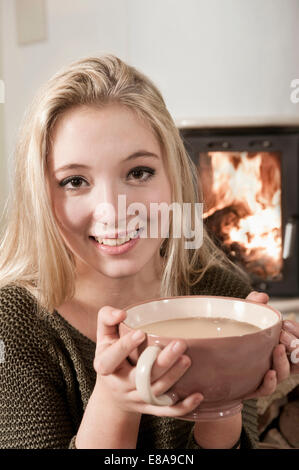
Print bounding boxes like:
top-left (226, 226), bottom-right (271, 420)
top-left (0, 266), bottom-right (259, 449)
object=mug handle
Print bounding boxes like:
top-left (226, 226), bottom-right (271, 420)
top-left (135, 345), bottom-right (174, 406)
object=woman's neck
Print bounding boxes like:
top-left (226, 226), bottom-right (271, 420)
top-left (75, 272), bottom-right (162, 314)
top-left (75, 253), bottom-right (163, 311)
top-left (56, 257), bottom-right (163, 343)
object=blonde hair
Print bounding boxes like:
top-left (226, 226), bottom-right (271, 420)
top-left (0, 55), bottom-right (244, 312)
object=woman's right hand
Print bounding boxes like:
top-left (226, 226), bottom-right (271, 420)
top-left (93, 306), bottom-right (204, 418)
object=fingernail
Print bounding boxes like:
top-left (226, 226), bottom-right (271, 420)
top-left (270, 372), bottom-right (276, 381)
top-left (284, 320), bottom-right (295, 331)
top-left (172, 341), bottom-right (186, 354)
top-left (132, 330), bottom-right (145, 341)
top-left (194, 394), bottom-right (203, 404)
top-left (179, 356), bottom-right (191, 368)
top-left (281, 330), bottom-right (293, 342)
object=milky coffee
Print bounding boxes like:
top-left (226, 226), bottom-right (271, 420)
top-left (137, 316), bottom-right (261, 339)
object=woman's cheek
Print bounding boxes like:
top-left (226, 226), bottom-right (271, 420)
top-left (54, 198), bottom-right (90, 234)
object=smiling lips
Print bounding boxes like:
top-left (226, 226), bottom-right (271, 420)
top-left (91, 227), bottom-right (143, 246)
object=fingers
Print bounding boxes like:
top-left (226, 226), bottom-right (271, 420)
top-left (127, 340), bottom-right (191, 397)
top-left (94, 328), bottom-right (146, 375)
top-left (280, 327), bottom-right (298, 354)
top-left (245, 370), bottom-right (277, 399)
top-left (150, 354), bottom-right (192, 397)
top-left (244, 344), bottom-right (291, 399)
top-left (150, 340), bottom-right (188, 382)
top-left (280, 323), bottom-right (299, 374)
top-left (272, 344), bottom-right (290, 383)
top-left (246, 291), bottom-right (269, 304)
top-left (131, 391), bottom-right (204, 418)
top-left (96, 306), bottom-right (127, 345)
top-left (150, 393), bottom-right (204, 418)
top-left (283, 320), bottom-right (299, 339)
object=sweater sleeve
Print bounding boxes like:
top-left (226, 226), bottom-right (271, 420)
top-left (0, 286), bottom-right (77, 449)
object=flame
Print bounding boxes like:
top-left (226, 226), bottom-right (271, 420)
top-left (200, 151), bottom-right (282, 280)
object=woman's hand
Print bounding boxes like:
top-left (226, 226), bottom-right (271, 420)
top-left (243, 291), bottom-right (299, 400)
top-left (280, 319), bottom-right (299, 374)
top-left (93, 305), bottom-right (204, 418)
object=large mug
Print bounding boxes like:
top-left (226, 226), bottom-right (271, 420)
top-left (119, 295), bottom-right (282, 421)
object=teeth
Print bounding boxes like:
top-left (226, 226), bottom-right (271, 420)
top-left (102, 237), bottom-right (129, 246)
top-left (94, 229), bottom-right (140, 246)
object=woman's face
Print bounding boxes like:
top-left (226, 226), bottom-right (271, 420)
top-left (47, 104), bottom-right (172, 279)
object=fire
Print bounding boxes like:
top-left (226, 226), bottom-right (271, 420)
top-left (199, 151), bottom-right (282, 280)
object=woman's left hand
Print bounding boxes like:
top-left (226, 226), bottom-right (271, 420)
top-left (243, 291), bottom-right (299, 399)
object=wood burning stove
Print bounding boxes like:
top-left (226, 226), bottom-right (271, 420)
top-left (181, 127), bottom-right (299, 297)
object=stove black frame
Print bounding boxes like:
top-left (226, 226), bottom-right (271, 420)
top-left (180, 127), bottom-right (299, 297)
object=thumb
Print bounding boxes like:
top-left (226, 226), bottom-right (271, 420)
top-left (96, 306), bottom-right (127, 346)
top-left (246, 291), bottom-right (269, 304)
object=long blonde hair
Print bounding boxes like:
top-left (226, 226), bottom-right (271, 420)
top-left (0, 55), bottom-right (243, 312)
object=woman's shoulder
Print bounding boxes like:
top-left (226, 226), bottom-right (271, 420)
top-left (190, 264), bottom-right (252, 299)
top-left (0, 283), bottom-right (53, 348)
top-left (0, 283), bottom-right (39, 319)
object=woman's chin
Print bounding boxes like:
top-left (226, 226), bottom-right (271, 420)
top-left (96, 265), bottom-right (142, 279)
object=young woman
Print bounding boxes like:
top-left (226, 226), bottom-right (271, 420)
top-left (0, 55), bottom-right (297, 449)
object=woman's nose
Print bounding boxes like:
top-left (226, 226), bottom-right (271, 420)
top-left (92, 182), bottom-right (126, 229)
top-left (94, 201), bottom-right (116, 227)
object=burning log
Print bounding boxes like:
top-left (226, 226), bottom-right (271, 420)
top-left (201, 151), bottom-right (282, 281)
top-left (205, 203), bottom-right (251, 243)
top-left (205, 203), bottom-right (282, 280)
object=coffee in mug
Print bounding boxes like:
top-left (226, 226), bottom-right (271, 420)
top-left (136, 317), bottom-right (261, 339)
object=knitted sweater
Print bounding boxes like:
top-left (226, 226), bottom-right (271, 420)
top-left (0, 266), bottom-right (259, 449)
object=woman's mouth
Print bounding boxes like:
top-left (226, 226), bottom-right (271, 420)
top-left (90, 227), bottom-right (142, 246)
top-left (89, 227), bottom-right (143, 255)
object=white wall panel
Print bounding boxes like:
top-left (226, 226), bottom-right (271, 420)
top-left (127, 0), bottom-right (299, 125)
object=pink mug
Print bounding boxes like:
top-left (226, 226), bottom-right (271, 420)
top-left (119, 295), bottom-right (282, 421)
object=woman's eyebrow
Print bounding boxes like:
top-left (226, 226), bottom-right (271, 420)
top-left (54, 163), bottom-right (90, 174)
top-left (125, 151), bottom-right (159, 161)
top-left (54, 151), bottom-right (159, 174)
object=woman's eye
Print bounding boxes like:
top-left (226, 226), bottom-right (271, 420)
top-left (59, 176), bottom-right (88, 191)
top-left (58, 167), bottom-right (155, 191)
top-left (127, 166), bottom-right (156, 182)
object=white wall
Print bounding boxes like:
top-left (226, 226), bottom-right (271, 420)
top-left (128, 0), bottom-right (299, 126)
top-left (1, 0), bottom-right (130, 176)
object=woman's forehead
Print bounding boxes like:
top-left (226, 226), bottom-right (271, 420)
top-left (47, 104), bottom-right (163, 169)
top-left (51, 103), bottom-right (156, 138)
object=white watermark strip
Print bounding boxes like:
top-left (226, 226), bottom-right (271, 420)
top-left (93, 195), bottom-right (204, 250)
top-left (290, 78), bottom-right (299, 104)
top-left (290, 339), bottom-right (299, 365)
top-left (0, 80), bottom-right (4, 104)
